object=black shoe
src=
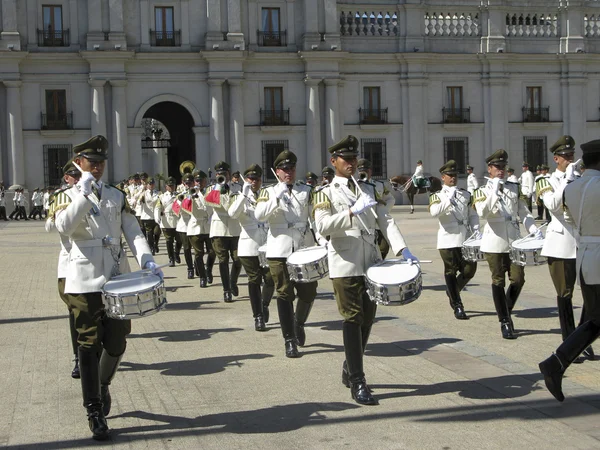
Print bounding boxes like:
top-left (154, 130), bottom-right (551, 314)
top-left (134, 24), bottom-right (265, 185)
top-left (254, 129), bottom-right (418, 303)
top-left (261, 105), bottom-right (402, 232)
top-left (351, 380), bottom-right (378, 405)
top-left (175, 254), bottom-right (181, 264)
top-left (207, 273), bottom-right (214, 284)
top-left (71, 358), bottom-right (80, 379)
top-left (285, 339), bottom-right (299, 358)
top-left (187, 269), bottom-right (194, 279)
top-left (87, 407), bottom-right (110, 440)
top-left (101, 385), bottom-right (111, 416)
top-left (255, 316), bottom-right (266, 332)
top-left (583, 346), bottom-right (595, 360)
top-left (231, 284), bottom-right (239, 297)
top-left (224, 291), bottom-right (233, 303)
top-left (154, 245), bottom-right (159, 254)
top-left (200, 278), bottom-right (207, 288)
top-left (501, 321), bottom-right (516, 339)
top-left (263, 304), bottom-right (270, 324)
top-left (295, 322), bottom-right (306, 347)
top-left (151, 249), bottom-right (156, 256)
top-left (454, 306), bottom-right (469, 320)
top-left (539, 354), bottom-right (566, 402)
top-left (168, 260), bottom-right (175, 267)
top-left (341, 361), bottom-right (350, 388)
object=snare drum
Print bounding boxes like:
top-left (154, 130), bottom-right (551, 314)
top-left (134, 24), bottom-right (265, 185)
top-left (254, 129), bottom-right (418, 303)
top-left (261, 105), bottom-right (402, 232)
top-left (286, 246), bottom-right (329, 283)
top-left (102, 272), bottom-right (167, 320)
top-left (510, 237), bottom-right (547, 266)
top-left (258, 244), bottom-right (268, 268)
top-left (365, 259), bottom-right (422, 306)
top-left (462, 237), bottom-right (485, 262)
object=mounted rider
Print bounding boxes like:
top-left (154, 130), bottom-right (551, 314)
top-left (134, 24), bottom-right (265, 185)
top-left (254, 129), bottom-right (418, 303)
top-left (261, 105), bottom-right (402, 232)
top-left (412, 160), bottom-right (431, 189)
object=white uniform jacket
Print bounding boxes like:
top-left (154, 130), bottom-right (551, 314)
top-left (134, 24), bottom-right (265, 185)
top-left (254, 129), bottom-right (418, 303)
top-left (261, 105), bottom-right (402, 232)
top-left (43, 192), bottom-right (50, 210)
top-left (0, 193), bottom-right (5, 207)
top-left (429, 186), bottom-right (479, 249)
top-left (32, 191), bottom-right (43, 207)
top-left (154, 191), bottom-right (178, 229)
top-left (45, 188), bottom-right (74, 279)
top-left (187, 191), bottom-right (211, 236)
top-left (507, 175), bottom-right (519, 183)
top-left (132, 184), bottom-right (144, 216)
top-left (228, 190), bottom-right (268, 257)
top-left (53, 182), bottom-right (152, 294)
top-left (140, 189), bottom-right (159, 220)
top-left (536, 169), bottom-right (576, 259)
top-left (413, 165), bottom-right (424, 180)
top-left (467, 173), bottom-right (479, 194)
top-left (519, 170), bottom-right (535, 198)
top-left (255, 182), bottom-right (317, 258)
top-left (175, 189), bottom-right (191, 233)
top-left (207, 183), bottom-right (242, 237)
top-left (473, 180), bottom-right (535, 253)
top-left (313, 176), bottom-right (407, 278)
top-left (564, 169), bottom-right (600, 285)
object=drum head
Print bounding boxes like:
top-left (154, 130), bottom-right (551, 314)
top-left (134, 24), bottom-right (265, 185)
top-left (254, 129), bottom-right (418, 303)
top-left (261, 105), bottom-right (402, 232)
top-left (366, 259), bottom-right (420, 285)
top-left (512, 237), bottom-right (544, 250)
top-left (258, 244), bottom-right (267, 253)
top-left (463, 238), bottom-right (482, 247)
top-left (287, 246), bottom-right (327, 265)
top-left (104, 272), bottom-right (161, 294)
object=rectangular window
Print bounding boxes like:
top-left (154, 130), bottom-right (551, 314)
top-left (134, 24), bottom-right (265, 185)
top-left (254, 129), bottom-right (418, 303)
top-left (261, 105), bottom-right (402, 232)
top-left (526, 87), bottom-right (542, 110)
top-left (264, 87), bottom-right (283, 111)
top-left (41, 5), bottom-right (65, 46)
top-left (444, 137), bottom-right (469, 175)
top-left (43, 5), bottom-right (63, 32)
top-left (361, 87), bottom-right (387, 124)
top-left (43, 144), bottom-right (71, 187)
top-left (523, 136), bottom-right (547, 169)
top-left (447, 87), bottom-right (463, 111)
top-left (153, 6), bottom-right (178, 46)
top-left (260, 8), bottom-right (283, 46)
top-left (363, 87), bottom-right (380, 111)
top-left (262, 140), bottom-right (288, 182)
top-left (262, 88), bottom-right (287, 125)
top-left (43, 89), bottom-right (70, 129)
top-left (361, 138), bottom-right (387, 179)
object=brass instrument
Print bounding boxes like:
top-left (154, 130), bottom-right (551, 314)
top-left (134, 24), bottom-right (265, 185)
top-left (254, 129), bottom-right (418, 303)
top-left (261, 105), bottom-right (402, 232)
top-left (216, 174), bottom-right (226, 184)
top-left (358, 171), bottom-right (369, 181)
top-left (179, 160), bottom-right (196, 176)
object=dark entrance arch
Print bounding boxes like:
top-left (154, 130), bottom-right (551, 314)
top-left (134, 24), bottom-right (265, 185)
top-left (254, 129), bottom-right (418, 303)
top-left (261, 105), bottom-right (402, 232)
top-left (143, 101), bottom-right (195, 178)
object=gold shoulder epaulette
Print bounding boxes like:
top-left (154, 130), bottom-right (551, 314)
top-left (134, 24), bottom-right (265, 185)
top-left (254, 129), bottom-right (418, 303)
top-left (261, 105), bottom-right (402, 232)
top-left (49, 189), bottom-right (73, 220)
top-left (535, 177), bottom-right (553, 198)
top-left (311, 188), bottom-right (331, 214)
top-left (256, 187), bottom-right (270, 203)
top-left (472, 188), bottom-right (487, 206)
top-left (428, 193), bottom-right (440, 211)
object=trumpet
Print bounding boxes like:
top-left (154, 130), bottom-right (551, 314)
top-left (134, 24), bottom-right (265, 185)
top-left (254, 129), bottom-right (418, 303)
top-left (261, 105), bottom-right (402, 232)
top-left (216, 174), bottom-right (226, 184)
top-left (177, 193), bottom-right (185, 201)
top-left (358, 171), bottom-right (369, 181)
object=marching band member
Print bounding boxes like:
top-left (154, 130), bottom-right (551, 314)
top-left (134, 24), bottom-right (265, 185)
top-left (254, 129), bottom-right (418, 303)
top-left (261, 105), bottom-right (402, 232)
top-left (139, 178), bottom-right (160, 255)
top-left (305, 171), bottom-right (318, 187)
top-left (313, 135), bottom-right (416, 405)
top-left (154, 177), bottom-right (181, 267)
top-left (534, 165), bottom-right (551, 220)
top-left (29, 188), bottom-right (44, 219)
top-left (429, 160), bottom-right (480, 320)
top-left (466, 165), bottom-right (479, 194)
top-left (43, 187), bottom-right (51, 219)
top-left (206, 161), bottom-right (242, 302)
top-left (535, 135), bottom-right (585, 349)
top-left (321, 166), bottom-right (335, 186)
top-left (187, 171), bottom-right (214, 288)
top-left (52, 135), bottom-right (161, 440)
top-left (255, 150), bottom-right (322, 358)
top-left (228, 164), bottom-right (275, 331)
top-left (539, 139), bottom-right (600, 402)
top-left (473, 149), bottom-right (540, 340)
top-left (412, 159), bottom-right (429, 189)
top-left (506, 167), bottom-right (518, 183)
top-left (519, 162), bottom-right (535, 211)
top-left (175, 173), bottom-right (195, 279)
top-left (0, 182), bottom-right (7, 221)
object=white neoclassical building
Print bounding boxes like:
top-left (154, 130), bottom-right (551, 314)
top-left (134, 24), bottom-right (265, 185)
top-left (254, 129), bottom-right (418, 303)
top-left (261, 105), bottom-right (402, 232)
top-left (1, 0), bottom-right (600, 192)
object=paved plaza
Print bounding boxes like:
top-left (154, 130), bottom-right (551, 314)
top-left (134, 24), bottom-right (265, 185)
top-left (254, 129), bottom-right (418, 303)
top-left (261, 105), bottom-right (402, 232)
top-left (1, 206), bottom-right (599, 449)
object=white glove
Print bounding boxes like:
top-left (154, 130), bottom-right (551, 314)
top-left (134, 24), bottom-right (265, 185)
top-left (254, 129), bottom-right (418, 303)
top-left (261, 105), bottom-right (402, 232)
top-left (77, 171), bottom-right (96, 196)
top-left (528, 224), bottom-right (543, 240)
top-left (350, 194), bottom-right (377, 216)
top-left (317, 237), bottom-right (328, 247)
top-left (242, 182), bottom-right (252, 197)
top-left (144, 261), bottom-right (164, 279)
top-left (472, 226), bottom-right (483, 240)
top-left (492, 178), bottom-right (501, 194)
top-left (274, 182), bottom-right (288, 200)
top-left (401, 248), bottom-right (419, 265)
top-left (447, 186), bottom-right (457, 199)
top-left (565, 159), bottom-right (582, 183)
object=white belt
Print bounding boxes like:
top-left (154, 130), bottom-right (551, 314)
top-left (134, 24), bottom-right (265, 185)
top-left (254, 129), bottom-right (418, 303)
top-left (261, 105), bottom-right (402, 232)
top-left (270, 222), bottom-right (308, 230)
top-left (487, 217), bottom-right (511, 223)
top-left (244, 223), bottom-right (268, 231)
top-left (73, 237), bottom-right (120, 248)
top-left (580, 236), bottom-right (600, 244)
top-left (342, 229), bottom-right (373, 238)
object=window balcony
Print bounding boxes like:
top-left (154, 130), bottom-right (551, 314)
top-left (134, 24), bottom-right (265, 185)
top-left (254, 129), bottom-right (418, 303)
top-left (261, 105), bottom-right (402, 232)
top-left (257, 30), bottom-right (287, 47)
top-left (359, 108), bottom-right (388, 125)
top-left (260, 109), bottom-right (290, 126)
top-left (41, 112), bottom-right (73, 130)
top-left (443, 107), bottom-right (470, 123)
top-left (522, 107), bottom-right (549, 123)
top-left (37, 29), bottom-right (70, 47)
top-left (150, 30), bottom-right (181, 47)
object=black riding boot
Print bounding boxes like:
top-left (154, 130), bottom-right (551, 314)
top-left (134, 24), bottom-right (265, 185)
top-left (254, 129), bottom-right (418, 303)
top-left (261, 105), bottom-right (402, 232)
top-left (147, 231), bottom-right (156, 255)
top-left (343, 324), bottom-right (374, 388)
top-left (99, 351), bottom-right (123, 417)
top-left (557, 296), bottom-right (577, 341)
top-left (294, 300), bottom-right (314, 347)
top-left (174, 241), bottom-right (182, 264)
top-left (249, 284), bottom-right (266, 331)
top-left (344, 322), bottom-right (377, 405)
top-left (492, 285), bottom-right (515, 339)
top-left (184, 248), bottom-right (194, 279)
top-left (261, 280), bottom-right (274, 324)
top-left (277, 298), bottom-right (298, 358)
top-left (195, 255), bottom-right (207, 287)
top-left (445, 274), bottom-right (468, 320)
top-left (539, 320), bottom-right (600, 402)
top-left (230, 260), bottom-right (242, 297)
top-left (79, 349), bottom-right (110, 440)
top-left (219, 261), bottom-right (232, 302)
top-left (165, 239), bottom-right (175, 266)
top-left (578, 305), bottom-right (595, 359)
top-left (69, 313), bottom-right (80, 378)
top-left (506, 283), bottom-right (523, 313)
top-left (206, 252), bottom-right (215, 284)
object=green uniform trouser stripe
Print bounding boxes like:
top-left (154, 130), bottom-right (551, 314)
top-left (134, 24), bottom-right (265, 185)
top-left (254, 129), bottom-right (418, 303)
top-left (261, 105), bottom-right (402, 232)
top-left (63, 291), bottom-right (131, 354)
top-left (240, 256), bottom-right (274, 287)
top-left (268, 257), bottom-right (317, 304)
top-left (212, 236), bottom-right (240, 264)
top-left (439, 247), bottom-right (477, 279)
top-left (484, 252), bottom-right (524, 289)
top-left (547, 257), bottom-right (576, 298)
top-left (332, 276), bottom-right (377, 326)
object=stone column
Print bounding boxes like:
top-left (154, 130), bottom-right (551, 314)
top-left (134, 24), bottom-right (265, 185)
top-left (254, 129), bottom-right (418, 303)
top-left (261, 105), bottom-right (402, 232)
top-left (209, 79), bottom-right (226, 167)
top-left (69, 0), bottom-right (80, 45)
top-left (324, 79), bottom-right (340, 149)
top-left (110, 80), bottom-right (130, 182)
top-left (323, 0), bottom-right (340, 48)
top-left (229, 79), bottom-right (246, 171)
top-left (90, 79), bottom-right (107, 137)
top-left (305, 77), bottom-right (322, 169)
top-left (488, 77), bottom-right (508, 153)
top-left (286, 0), bottom-right (296, 47)
top-left (181, 0), bottom-right (190, 46)
top-left (108, 0), bottom-right (124, 33)
top-left (88, 0), bottom-right (103, 32)
top-left (481, 8), bottom-right (506, 53)
top-left (5, 81), bottom-right (24, 185)
top-left (302, 0), bottom-right (320, 49)
top-left (227, 0), bottom-right (245, 47)
top-left (206, 0), bottom-right (223, 45)
top-left (1, 0), bottom-right (21, 49)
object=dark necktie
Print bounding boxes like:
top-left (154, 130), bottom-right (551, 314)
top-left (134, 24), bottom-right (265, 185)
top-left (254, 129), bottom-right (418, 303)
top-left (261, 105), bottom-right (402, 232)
top-left (348, 179), bottom-right (356, 195)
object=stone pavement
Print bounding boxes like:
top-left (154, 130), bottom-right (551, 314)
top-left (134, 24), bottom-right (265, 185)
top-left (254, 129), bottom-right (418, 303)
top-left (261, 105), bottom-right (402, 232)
top-left (1, 206), bottom-right (599, 449)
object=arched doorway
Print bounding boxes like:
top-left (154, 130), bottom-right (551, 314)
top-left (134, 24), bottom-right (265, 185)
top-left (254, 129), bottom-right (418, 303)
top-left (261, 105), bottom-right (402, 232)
top-left (142, 101), bottom-right (196, 179)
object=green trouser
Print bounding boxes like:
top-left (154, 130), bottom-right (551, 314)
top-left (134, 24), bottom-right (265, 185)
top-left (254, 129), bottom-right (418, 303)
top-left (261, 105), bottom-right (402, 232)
top-left (212, 236), bottom-right (240, 264)
top-left (268, 258), bottom-right (317, 304)
top-left (63, 291), bottom-right (131, 356)
top-left (439, 247), bottom-right (477, 290)
top-left (58, 278), bottom-right (78, 355)
top-left (332, 276), bottom-right (377, 326)
top-left (240, 255), bottom-right (274, 288)
top-left (484, 252), bottom-right (524, 288)
top-left (547, 257), bottom-right (576, 298)
top-left (189, 234), bottom-right (215, 260)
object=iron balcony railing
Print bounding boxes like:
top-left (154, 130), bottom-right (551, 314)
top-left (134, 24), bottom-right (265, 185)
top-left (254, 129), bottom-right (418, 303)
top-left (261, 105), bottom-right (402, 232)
top-left (257, 30), bottom-right (287, 47)
top-left (443, 107), bottom-right (471, 123)
top-left (359, 108), bottom-right (388, 124)
top-left (37, 29), bottom-right (70, 47)
top-left (260, 109), bottom-right (290, 126)
top-left (150, 30), bottom-right (181, 47)
top-left (41, 112), bottom-right (73, 130)
top-left (522, 107), bottom-right (549, 122)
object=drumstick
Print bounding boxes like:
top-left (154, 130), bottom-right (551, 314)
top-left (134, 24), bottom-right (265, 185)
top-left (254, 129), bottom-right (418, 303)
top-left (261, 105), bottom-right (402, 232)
top-left (71, 161), bottom-right (101, 190)
top-left (135, 263), bottom-right (170, 275)
top-left (270, 168), bottom-right (303, 209)
top-left (522, 221), bottom-right (548, 239)
top-left (351, 174), bottom-right (378, 219)
top-left (484, 176), bottom-right (505, 184)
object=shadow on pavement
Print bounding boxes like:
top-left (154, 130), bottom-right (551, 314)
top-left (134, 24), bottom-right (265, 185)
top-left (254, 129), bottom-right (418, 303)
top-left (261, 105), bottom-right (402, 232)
top-left (0, 314), bottom-right (69, 325)
top-left (162, 300), bottom-right (223, 311)
top-left (119, 353), bottom-right (273, 376)
top-left (309, 316), bottom-right (396, 332)
top-left (366, 338), bottom-right (461, 357)
top-left (128, 327), bottom-right (243, 342)
top-left (514, 307), bottom-right (565, 320)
